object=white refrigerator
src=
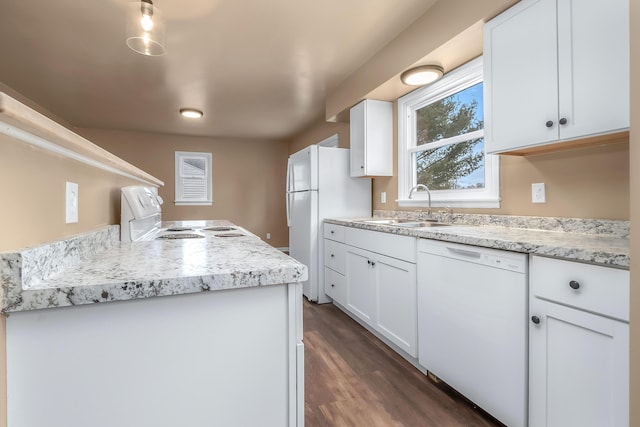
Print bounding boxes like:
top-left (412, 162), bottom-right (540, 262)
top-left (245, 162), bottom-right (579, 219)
top-left (287, 145), bottom-right (371, 303)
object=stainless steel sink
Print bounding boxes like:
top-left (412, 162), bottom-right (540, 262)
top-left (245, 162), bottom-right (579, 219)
top-left (395, 221), bottom-right (451, 228)
top-left (359, 218), bottom-right (451, 228)
top-left (359, 218), bottom-right (418, 225)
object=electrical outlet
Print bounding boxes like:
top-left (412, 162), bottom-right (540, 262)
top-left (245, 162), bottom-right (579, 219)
top-left (66, 182), bottom-right (79, 223)
top-left (531, 182), bottom-right (546, 203)
top-left (381, 192), bottom-right (386, 204)
top-left (266, 233), bottom-right (271, 240)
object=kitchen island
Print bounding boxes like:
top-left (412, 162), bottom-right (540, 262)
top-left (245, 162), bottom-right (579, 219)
top-left (0, 221), bottom-right (307, 427)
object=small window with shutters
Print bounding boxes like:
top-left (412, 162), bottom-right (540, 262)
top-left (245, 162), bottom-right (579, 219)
top-left (175, 151), bottom-right (212, 206)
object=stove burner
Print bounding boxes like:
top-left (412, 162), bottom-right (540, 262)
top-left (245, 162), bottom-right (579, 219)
top-left (156, 233), bottom-right (204, 240)
top-left (165, 227), bottom-right (194, 232)
top-left (215, 233), bottom-right (245, 238)
top-left (203, 226), bottom-right (236, 232)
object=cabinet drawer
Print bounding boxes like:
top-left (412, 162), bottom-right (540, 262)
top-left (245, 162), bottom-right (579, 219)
top-left (324, 239), bottom-right (345, 274)
top-left (324, 223), bottom-right (345, 242)
top-left (531, 256), bottom-right (629, 321)
top-left (324, 267), bottom-right (346, 304)
top-left (344, 227), bottom-right (416, 262)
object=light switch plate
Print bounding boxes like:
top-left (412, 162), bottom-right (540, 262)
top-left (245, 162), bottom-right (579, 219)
top-left (531, 182), bottom-right (546, 203)
top-left (66, 182), bottom-right (79, 223)
top-left (381, 191), bottom-right (387, 204)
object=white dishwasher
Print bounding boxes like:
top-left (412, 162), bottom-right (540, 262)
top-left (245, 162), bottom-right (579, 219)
top-left (417, 239), bottom-right (528, 427)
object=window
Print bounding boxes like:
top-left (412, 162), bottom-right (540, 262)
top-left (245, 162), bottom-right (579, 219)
top-left (175, 151), bottom-right (212, 206)
top-left (397, 57), bottom-right (499, 208)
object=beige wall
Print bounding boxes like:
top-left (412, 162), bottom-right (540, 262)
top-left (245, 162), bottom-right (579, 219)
top-left (0, 133), bottom-right (143, 252)
top-left (79, 128), bottom-right (290, 247)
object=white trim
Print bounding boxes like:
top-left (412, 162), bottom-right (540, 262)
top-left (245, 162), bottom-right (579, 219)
top-left (408, 129), bottom-right (485, 153)
top-left (175, 201), bottom-right (213, 206)
top-left (0, 92), bottom-right (162, 187)
top-left (317, 134), bottom-right (339, 147)
top-left (0, 121), bottom-right (161, 187)
top-left (174, 151), bottom-right (213, 205)
top-left (397, 56), bottom-right (500, 208)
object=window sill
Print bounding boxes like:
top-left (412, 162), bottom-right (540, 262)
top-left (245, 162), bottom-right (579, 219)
top-left (397, 198), bottom-right (500, 209)
top-left (175, 201), bottom-right (213, 206)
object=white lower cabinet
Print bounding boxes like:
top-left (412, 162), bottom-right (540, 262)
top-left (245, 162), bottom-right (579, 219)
top-left (529, 256), bottom-right (629, 427)
top-left (374, 253), bottom-right (417, 355)
top-left (323, 225), bottom-right (347, 306)
top-left (324, 266), bottom-right (346, 306)
top-left (345, 245), bottom-right (417, 356)
top-left (345, 246), bottom-right (376, 323)
top-left (326, 227), bottom-right (418, 359)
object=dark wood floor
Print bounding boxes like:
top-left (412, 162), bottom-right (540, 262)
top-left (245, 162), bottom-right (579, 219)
top-left (304, 299), bottom-right (504, 427)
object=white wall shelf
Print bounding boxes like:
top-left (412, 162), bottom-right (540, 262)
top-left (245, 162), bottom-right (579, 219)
top-left (0, 92), bottom-right (163, 187)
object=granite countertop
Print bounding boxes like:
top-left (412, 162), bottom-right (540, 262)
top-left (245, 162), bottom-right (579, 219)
top-left (326, 214), bottom-right (629, 269)
top-left (0, 220), bottom-right (307, 313)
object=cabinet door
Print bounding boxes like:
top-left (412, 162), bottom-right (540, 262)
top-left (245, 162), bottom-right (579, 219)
top-left (349, 101), bottom-right (366, 177)
top-left (373, 254), bottom-right (417, 357)
top-left (345, 246), bottom-right (375, 323)
top-left (529, 298), bottom-right (629, 427)
top-left (484, 0), bottom-right (559, 153)
top-left (556, 0), bottom-right (629, 140)
top-left (349, 100), bottom-right (392, 177)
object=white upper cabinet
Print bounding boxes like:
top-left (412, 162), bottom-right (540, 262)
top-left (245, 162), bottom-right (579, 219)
top-left (349, 99), bottom-right (393, 177)
top-left (484, 0), bottom-right (629, 154)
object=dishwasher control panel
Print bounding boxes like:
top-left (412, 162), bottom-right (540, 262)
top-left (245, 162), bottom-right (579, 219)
top-left (417, 238), bottom-right (527, 274)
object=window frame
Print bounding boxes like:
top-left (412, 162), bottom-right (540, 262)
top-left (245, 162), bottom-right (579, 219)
top-left (175, 151), bottom-right (213, 206)
top-left (397, 56), bottom-right (500, 208)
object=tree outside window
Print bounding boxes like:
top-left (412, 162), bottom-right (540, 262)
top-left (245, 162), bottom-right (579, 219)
top-left (415, 82), bottom-right (484, 190)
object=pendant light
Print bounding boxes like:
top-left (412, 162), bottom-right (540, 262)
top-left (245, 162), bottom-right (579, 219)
top-left (126, 0), bottom-right (166, 56)
top-left (400, 65), bottom-right (444, 86)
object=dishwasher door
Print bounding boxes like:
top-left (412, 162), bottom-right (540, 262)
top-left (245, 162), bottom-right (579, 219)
top-left (417, 239), bottom-right (528, 427)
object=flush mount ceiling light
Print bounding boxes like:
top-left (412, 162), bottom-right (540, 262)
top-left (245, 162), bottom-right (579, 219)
top-left (126, 0), bottom-right (166, 56)
top-left (400, 65), bottom-right (444, 86)
top-left (180, 108), bottom-right (204, 119)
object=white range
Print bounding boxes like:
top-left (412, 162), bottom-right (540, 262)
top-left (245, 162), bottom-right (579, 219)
top-left (120, 185), bottom-right (255, 241)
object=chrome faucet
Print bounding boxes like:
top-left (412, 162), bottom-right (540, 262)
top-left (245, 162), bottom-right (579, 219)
top-left (408, 184), bottom-right (432, 216)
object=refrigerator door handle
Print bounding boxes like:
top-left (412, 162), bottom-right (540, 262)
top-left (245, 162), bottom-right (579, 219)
top-left (286, 158), bottom-right (294, 193)
top-left (286, 158), bottom-right (292, 227)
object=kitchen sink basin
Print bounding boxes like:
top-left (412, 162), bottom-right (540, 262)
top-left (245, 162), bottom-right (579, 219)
top-left (395, 222), bottom-right (451, 228)
top-left (361, 218), bottom-right (429, 225)
top-left (359, 218), bottom-right (451, 228)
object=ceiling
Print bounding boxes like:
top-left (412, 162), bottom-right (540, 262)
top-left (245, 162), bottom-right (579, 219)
top-left (0, 0), bottom-right (438, 141)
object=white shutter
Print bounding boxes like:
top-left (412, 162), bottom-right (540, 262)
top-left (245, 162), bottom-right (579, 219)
top-left (175, 152), bottom-right (212, 205)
